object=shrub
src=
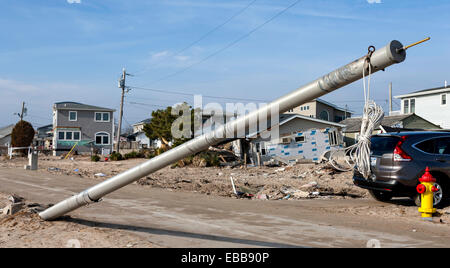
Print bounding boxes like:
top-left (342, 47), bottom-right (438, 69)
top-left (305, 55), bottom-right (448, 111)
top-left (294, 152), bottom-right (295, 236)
top-left (110, 152), bottom-right (124, 161)
top-left (91, 155), bottom-right (100, 162)
top-left (124, 151), bottom-right (145, 160)
top-left (11, 121), bottom-right (35, 155)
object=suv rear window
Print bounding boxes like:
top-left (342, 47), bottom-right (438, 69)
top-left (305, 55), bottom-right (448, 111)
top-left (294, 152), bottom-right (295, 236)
top-left (370, 136), bottom-right (401, 156)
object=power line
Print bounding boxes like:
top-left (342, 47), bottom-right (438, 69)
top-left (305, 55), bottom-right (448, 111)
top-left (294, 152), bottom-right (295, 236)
top-left (129, 85), bottom-right (269, 102)
top-left (148, 0), bottom-right (302, 85)
top-left (127, 101), bottom-right (168, 109)
top-left (134, 0), bottom-right (258, 76)
top-left (331, 99), bottom-right (388, 103)
top-left (126, 95), bottom-right (187, 104)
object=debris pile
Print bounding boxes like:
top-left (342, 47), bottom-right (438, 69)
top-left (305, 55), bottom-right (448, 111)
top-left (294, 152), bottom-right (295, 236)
top-left (2, 156), bottom-right (366, 201)
top-left (137, 163), bottom-right (366, 200)
top-left (1, 194), bottom-right (51, 218)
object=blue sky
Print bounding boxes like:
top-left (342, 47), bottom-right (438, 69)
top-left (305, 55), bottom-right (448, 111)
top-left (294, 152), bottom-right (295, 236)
top-left (1, 0), bottom-right (449, 129)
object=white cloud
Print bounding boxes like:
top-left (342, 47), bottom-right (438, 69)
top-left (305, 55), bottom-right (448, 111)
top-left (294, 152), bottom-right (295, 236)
top-left (67, 0), bottom-right (82, 4)
top-left (367, 0), bottom-right (382, 4)
top-left (175, 55), bottom-right (190, 62)
top-left (0, 78), bottom-right (39, 93)
top-left (151, 50), bottom-right (170, 60)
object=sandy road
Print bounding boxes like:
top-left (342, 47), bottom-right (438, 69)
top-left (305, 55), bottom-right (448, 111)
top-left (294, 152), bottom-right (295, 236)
top-left (1, 167), bottom-right (450, 248)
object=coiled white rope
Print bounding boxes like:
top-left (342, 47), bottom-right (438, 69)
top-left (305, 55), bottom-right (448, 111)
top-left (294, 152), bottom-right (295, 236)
top-left (329, 60), bottom-right (385, 178)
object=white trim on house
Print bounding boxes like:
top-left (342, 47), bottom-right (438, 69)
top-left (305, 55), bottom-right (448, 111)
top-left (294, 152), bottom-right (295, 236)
top-left (403, 99), bottom-right (410, 114)
top-left (280, 114), bottom-right (346, 128)
top-left (395, 87), bottom-right (450, 99)
top-left (69, 111), bottom-right (77, 121)
top-left (57, 130), bottom-right (81, 141)
top-left (95, 132), bottom-right (110, 145)
top-left (94, 112), bottom-right (111, 122)
top-left (441, 94), bottom-right (447, 106)
top-left (410, 98), bottom-right (416, 113)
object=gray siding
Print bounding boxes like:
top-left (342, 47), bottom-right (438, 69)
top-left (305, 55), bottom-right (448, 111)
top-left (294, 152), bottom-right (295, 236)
top-left (54, 109), bottom-right (113, 154)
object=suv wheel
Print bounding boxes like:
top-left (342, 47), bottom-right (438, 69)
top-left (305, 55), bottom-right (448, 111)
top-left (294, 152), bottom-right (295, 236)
top-left (413, 180), bottom-right (447, 208)
top-left (368, 190), bottom-right (393, 202)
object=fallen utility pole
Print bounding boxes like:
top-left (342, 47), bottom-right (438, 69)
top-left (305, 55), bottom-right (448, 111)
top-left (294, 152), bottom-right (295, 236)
top-left (40, 40), bottom-right (408, 220)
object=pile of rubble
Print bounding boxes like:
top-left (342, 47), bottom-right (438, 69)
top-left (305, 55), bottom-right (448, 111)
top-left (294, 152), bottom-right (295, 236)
top-left (1, 194), bottom-right (50, 218)
top-left (136, 163), bottom-right (367, 200)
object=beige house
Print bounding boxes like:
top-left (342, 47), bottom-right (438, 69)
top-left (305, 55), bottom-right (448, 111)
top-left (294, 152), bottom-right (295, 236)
top-left (286, 98), bottom-right (352, 123)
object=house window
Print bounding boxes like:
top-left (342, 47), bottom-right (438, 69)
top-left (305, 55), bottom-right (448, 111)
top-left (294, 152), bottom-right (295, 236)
top-left (328, 131), bottom-right (339, 146)
top-left (69, 111), bottom-right (77, 121)
top-left (442, 94), bottom-right (447, 106)
top-left (410, 99), bottom-right (415, 113)
top-left (319, 110), bottom-right (329, 121)
top-left (95, 132), bottom-right (110, 145)
top-left (95, 112), bottom-right (110, 122)
top-left (334, 115), bottom-right (343, 123)
top-left (295, 136), bottom-right (305, 143)
top-left (57, 131), bottom-right (81, 141)
top-left (404, 99), bottom-right (410, 113)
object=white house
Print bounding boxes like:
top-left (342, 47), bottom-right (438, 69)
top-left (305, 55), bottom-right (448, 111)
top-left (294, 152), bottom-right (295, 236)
top-left (132, 118), bottom-right (151, 133)
top-left (395, 85), bottom-right (450, 129)
top-left (234, 113), bottom-right (345, 164)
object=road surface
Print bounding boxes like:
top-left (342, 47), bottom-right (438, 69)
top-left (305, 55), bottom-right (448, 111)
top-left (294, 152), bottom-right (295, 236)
top-left (1, 167), bottom-right (449, 248)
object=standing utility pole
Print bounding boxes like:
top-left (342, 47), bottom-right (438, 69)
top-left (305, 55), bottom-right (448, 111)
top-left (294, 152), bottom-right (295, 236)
top-left (389, 82), bottom-right (393, 114)
top-left (20, 102), bottom-right (25, 121)
top-left (15, 102), bottom-right (26, 121)
top-left (115, 68), bottom-right (128, 153)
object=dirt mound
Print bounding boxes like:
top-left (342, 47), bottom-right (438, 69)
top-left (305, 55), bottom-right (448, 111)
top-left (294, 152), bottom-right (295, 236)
top-left (0, 192), bottom-right (156, 248)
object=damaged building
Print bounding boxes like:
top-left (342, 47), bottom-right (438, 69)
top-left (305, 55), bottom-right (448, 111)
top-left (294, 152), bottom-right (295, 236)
top-left (234, 113), bottom-right (345, 165)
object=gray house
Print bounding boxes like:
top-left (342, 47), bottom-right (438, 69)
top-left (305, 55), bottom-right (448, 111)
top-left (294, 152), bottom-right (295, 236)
top-left (0, 124), bottom-right (14, 147)
top-left (52, 102), bottom-right (115, 156)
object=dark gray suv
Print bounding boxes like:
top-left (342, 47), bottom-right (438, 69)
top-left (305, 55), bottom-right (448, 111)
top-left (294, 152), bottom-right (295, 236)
top-left (353, 132), bottom-right (450, 207)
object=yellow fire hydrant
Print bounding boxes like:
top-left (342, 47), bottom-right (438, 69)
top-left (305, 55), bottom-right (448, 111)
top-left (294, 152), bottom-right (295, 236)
top-left (416, 167), bottom-right (439, 221)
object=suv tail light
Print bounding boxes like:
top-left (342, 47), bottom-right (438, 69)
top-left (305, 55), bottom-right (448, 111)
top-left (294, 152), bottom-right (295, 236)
top-left (393, 135), bottom-right (412, 162)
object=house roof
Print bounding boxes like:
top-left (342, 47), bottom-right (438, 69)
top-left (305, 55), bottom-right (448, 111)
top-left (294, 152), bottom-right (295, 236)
top-left (54, 102), bottom-right (115, 112)
top-left (0, 124), bottom-right (14, 139)
top-left (339, 114), bottom-right (440, 133)
top-left (315, 98), bottom-right (354, 114)
top-left (395, 86), bottom-right (450, 99)
top-left (37, 124), bottom-right (53, 131)
top-left (247, 113), bottom-right (345, 138)
top-left (133, 118), bottom-right (151, 126)
top-left (279, 113), bottom-right (346, 128)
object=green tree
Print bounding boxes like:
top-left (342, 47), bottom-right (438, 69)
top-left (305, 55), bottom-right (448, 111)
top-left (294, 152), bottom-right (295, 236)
top-left (143, 103), bottom-right (200, 149)
top-left (11, 120), bottom-right (35, 150)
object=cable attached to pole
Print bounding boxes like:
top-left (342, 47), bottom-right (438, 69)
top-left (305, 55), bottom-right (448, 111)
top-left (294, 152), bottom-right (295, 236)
top-left (329, 46), bottom-right (384, 178)
top-left (328, 37), bottom-right (430, 178)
